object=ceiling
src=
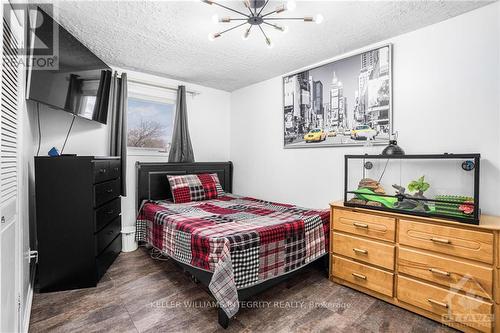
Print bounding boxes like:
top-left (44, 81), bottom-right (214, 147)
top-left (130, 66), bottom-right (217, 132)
top-left (44, 0), bottom-right (491, 91)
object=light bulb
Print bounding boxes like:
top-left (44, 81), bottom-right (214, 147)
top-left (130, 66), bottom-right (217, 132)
top-left (286, 0), bottom-right (296, 11)
top-left (266, 37), bottom-right (273, 49)
top-left (242, 27), bottom-right (251, 40)
top-left (211, 14), bottom-right (219, 23)
top-left (315, 14), bottom-right (324, 24)
top-left (208, 32), bottom-right (221, 41)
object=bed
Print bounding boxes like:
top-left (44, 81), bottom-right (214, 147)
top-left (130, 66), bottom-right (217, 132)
top-left (135, 162), bottom-right (330, 328)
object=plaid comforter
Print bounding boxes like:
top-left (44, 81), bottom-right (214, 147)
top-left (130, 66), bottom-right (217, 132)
top-left (136, 194), bottom-right (329, 317)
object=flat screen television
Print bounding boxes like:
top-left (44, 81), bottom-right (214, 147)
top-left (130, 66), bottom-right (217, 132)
top-left (27, 7), bottom-right (112, 124)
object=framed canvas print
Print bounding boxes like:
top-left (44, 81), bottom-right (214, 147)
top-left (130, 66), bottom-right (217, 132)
top-left (283, 44), bottom-right (392, 148)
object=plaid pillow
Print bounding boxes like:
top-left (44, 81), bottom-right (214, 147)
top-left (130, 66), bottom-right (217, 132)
top-left (167, 173), bottom-right (224, 203)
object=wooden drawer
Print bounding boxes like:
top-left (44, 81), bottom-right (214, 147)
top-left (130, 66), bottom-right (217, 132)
top-left (96, 233), bottom-right (121, 281)
top-left (93, 159), bottom-right (120, 184)
top-left (333, 209), bottom-right (396, 242)
top-left (332, 232), bottom-right (395, 270)
top-left (399, 219), bottom-right (494, 264)
top-left (96, 215), bottom-right (121, 256)
top-left (397, 276), bottom-right (493, 333)
top-left (398, 247), bottom-right (493, 300)
top-left (94, 198), bottom-right (121, 232)
top-left (331, 255), bottom-right (394, 297)
top-left (94, 178), bottom-right (121, 207)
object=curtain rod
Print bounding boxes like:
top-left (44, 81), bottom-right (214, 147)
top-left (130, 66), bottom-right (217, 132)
top-left (121, 76), bottom-right (201, 96)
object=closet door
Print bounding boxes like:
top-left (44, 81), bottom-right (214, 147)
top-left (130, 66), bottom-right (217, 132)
top-left (0, 9), bottom-right (22, 333)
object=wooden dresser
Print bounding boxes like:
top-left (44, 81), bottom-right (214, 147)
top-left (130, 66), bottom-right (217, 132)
top-left (35, 156), bottom-right (122, 292)
top-left (330, 202), bottom-right (500, 333)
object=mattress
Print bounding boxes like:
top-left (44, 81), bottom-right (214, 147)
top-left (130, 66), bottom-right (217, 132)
top-left (136, 193), bottom-right (330, 317)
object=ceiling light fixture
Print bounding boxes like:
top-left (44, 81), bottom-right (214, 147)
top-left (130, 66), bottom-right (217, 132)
top-left (203, 0), bottom-right (323, 47)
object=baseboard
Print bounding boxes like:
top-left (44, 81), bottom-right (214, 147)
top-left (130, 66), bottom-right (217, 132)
top-left (22, 264), bottom-right (35, 333)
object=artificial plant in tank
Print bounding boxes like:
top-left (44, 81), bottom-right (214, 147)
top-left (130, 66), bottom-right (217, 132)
top-left (407, 176), bottom-right (430, 198)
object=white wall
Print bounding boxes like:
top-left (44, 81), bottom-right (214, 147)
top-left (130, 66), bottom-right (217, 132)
top-left (230, 3), bottom-right (500, 216)
top-left (28, 69), bottom-right (231, 229)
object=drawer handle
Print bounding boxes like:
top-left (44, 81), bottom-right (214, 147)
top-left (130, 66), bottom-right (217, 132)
top-left (108, 230), bottom-right (114, 235)
top-left (99, 168), bottom-right (107, 174)
top-left (105, 210), bottom-right (115, 215)
top-left (106, 189), bottom-right (113, 193)
top-left (351, 272), bottom-right (367, 280)
top-left (427, 298), bottom-right (448, 308)
top-left (429, 268), bottom-right (450, 277)
top-left (352, 248), bottom-right (368, 255)
top-left (353, 222), bottom-right (369, 229)
top-left (114, 167), bottom-right (119, 172)
top-left (430, 237), bottom-right (451, 244)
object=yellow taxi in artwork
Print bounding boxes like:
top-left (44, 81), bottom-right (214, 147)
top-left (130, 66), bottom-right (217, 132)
top-left (304, 128), bottom-right (327, 143)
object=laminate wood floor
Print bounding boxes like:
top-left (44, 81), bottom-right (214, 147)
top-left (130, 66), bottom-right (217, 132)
top-left (29, 248), bottom-right (456, 333)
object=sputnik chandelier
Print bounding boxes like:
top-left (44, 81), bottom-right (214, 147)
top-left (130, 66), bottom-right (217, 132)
top-left (203, 0), bottom-right (323, 48)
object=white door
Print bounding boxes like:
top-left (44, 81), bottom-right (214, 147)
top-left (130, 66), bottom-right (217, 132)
top-left (0, 5), bottom-right (23, 333)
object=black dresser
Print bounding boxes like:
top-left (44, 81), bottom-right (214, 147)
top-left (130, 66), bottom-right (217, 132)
top-left (35, 156), bottom-right (122, 292)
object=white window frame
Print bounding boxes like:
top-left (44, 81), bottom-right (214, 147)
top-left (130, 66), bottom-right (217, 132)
top-left (127, 84), bottom-right (176, 157)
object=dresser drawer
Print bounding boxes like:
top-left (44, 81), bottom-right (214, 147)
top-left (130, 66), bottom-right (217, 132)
top-left (398, 247), bottom-right (493, 300)
top-left (333, 209), bottom-right (395, 242)
top-left (397, 276), bottom-right (493, 333)
top-left (95, 198), bottom-right (121, 232)
top-left (93, 159), bottom-right (120, 184)
top-left (96, 215), bottom-right (121, 256)
top-left (332, 233), bottom-right (395, 270)
top-left (94, 178), bottom-right (120, 207)
top-left (96, 234), bottom-right (121, 281)
top-left (399, 219), bottom-right (494, 264)
top-left (331, 255), bottom-right (394, 297)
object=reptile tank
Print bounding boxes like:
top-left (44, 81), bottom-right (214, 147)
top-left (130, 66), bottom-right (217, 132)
top-left (344, 154), bottom-right (480, 224)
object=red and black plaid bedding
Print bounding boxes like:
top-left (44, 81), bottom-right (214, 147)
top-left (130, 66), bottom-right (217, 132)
top-left (136, 193), bottom-right (329, 317)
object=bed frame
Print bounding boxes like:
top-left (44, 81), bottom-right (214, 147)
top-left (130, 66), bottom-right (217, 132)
top-left (136, 161), bottom-right (328, 328)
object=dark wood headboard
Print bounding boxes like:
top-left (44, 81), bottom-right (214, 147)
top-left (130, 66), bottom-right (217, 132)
top-left (136, 161), bottom-right (233, 209)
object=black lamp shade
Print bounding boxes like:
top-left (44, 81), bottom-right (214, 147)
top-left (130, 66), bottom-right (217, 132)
top-left (382, 140), bottom-right (405, 156)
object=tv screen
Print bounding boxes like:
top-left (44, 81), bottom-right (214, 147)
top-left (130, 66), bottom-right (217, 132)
top-left (27, 8), bottom-right (112, 124)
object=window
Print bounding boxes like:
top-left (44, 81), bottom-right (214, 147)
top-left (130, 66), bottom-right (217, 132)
top-left (127, 97), bottom-right (175, 154)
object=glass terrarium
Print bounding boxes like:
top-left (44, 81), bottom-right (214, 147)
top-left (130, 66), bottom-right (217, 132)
top-left (344, 154), bottom-right (480, 224)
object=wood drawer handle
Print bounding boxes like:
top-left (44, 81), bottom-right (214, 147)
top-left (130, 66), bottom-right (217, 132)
top-left (99, 168), bottom-right (107, 174)
top-left (429, 268), bottom-right (450, 277)
top-left (353, 222), bottom-right (369, 229)
top-left (430, 237), bottom-right (451, 244)
top-left (106, 189), bottom-right (113, 193)
top-left (427, 298), bottom-right (448, 308)
top-left (351, 272), bottom-right (367, 280)
top-left (352, 248), bottom-right (368, 255)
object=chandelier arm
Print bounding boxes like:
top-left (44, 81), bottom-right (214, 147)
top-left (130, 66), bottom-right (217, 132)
top-left (210, 1), bottom-right (250, 18)
top-left (219, 22), bottom-right (248, 35)
top-left (258, 24), bottom-right (269, 40)
top-left (264, 17), bottom-right (307, 20)
top-left (262, 21), bottom-right (282, 29)
top-left (261, 10), bottom-right (278, 18)
top-left (243, 0), bottom-right (254, 16)
top-left (256, 0), bottom-right (270, 16)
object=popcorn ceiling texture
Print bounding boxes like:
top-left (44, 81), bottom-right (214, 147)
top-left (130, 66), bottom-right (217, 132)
top-left (46, 0), bottom-right (490, 91)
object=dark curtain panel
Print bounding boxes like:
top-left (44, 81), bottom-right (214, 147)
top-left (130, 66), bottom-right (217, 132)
top-left (109, 72), bottom-right (128, 196)
top-left (168, 85), bottom-right (194, 163)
